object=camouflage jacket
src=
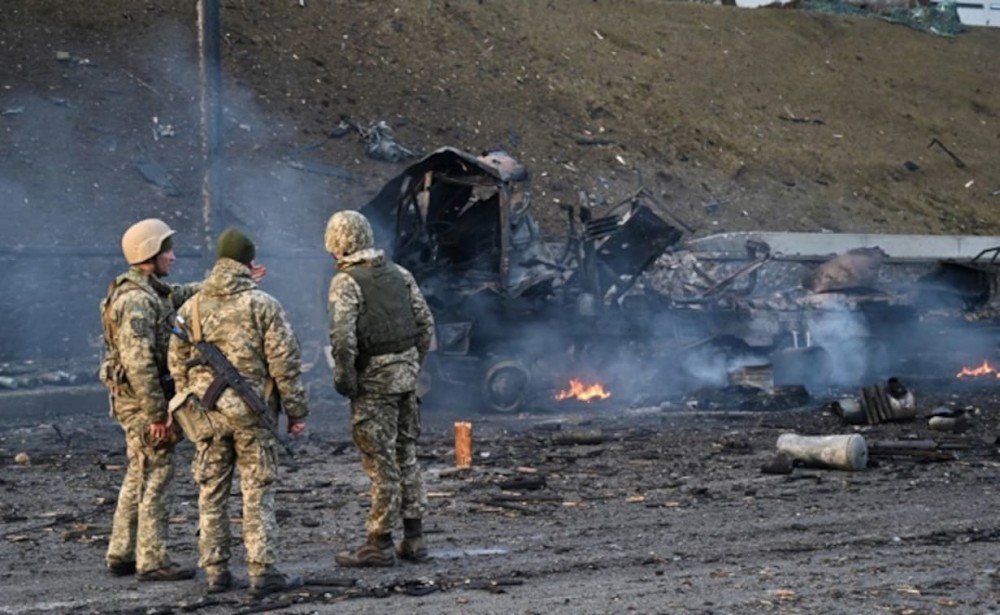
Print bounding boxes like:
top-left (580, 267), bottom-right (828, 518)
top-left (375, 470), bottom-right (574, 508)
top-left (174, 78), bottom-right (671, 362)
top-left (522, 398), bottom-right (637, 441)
top-left (328, 248), bottom-right (435, 396)
top-left (100, 267), bottom-right (200, 425)
top-left (168, 258), bottom-right (309, 426)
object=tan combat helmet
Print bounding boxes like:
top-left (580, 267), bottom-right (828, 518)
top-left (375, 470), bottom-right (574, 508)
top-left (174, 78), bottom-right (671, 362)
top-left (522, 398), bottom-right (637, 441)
top-left (121, 218), bottom-right (176, 264)
top-left (324, 210), bottom-right (374, 256)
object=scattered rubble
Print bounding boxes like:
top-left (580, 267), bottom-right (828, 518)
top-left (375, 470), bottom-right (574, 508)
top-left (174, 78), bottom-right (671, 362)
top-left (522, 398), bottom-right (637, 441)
top-left (348, 119), bottom-right (415, 163)
top-left (4, 389), bottom-right (1000, 612)
top-left (831, 377), bottom-right (916, 425)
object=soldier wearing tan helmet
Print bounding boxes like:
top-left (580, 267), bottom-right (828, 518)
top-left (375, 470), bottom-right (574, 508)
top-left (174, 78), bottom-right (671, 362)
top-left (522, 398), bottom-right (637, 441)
top-left (99, 218), bottom-right (200, 582)
top-left (325, 210), bottom-right (436, 567)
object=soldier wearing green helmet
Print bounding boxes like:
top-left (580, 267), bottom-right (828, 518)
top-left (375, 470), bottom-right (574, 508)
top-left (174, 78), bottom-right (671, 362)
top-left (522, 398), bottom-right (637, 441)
top-left (168, 227), bottom-right (307, 598)
top-left (325, 209), bottom-right (436, 567)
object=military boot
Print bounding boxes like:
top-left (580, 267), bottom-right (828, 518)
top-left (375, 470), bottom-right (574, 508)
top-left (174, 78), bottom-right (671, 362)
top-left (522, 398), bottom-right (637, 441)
top-left (205, 568), bottom-right (233, 594)
top-left (248, 570), bottom-right (303, 599)
top-left (334, 533), bottom-right (395, 567)
top-left (397, 518), bottom-right (429, 562)
top-left (106, 559), bottom-right (136, 577)
top-left (136, 562), bottom-right (196, 582)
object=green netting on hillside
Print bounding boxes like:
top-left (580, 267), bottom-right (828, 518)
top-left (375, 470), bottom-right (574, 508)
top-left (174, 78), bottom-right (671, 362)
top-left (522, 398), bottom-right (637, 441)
top-left (802, 0), bottom-right (966, 37)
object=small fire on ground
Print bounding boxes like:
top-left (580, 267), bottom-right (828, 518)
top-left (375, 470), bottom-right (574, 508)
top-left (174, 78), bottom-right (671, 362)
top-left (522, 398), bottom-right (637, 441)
top-left (554, 378), bottom-right (612, 402)
top-left (956, 360), bottom-right (1000, 379)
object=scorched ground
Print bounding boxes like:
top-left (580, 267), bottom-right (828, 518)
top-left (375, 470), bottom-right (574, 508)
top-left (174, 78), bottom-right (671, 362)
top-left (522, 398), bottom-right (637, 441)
top-left (2, 383), bottom-right (1000, 614)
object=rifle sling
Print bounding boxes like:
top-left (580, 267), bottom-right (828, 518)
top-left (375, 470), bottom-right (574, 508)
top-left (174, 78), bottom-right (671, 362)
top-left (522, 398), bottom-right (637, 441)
top-left (190, 295), bottom-right (203, 343)
top-left (187, 293), bottom-right (277, 418)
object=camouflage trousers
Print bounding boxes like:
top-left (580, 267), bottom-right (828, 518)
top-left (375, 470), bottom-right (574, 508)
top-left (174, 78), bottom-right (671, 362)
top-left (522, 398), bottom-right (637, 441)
top-left (106, 423), bottom-right (176, 572)
top-left (351, 390), bottom-right (428, 537)
top-left (192, 423), bottom-right (278, 577)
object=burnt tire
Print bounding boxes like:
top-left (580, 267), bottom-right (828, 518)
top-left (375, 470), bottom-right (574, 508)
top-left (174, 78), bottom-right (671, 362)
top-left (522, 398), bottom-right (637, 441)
top-left (480, 359), bottom-right (530, 413)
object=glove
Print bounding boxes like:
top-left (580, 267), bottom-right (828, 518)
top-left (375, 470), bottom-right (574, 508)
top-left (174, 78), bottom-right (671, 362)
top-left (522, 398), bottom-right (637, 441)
top-left (334, 367), bottom-right (358, 399)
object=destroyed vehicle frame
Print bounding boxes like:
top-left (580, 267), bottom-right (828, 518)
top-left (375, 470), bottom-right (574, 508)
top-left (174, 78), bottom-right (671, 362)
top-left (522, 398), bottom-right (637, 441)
top-left (668, 233), bottom-right (1000, 391)
top-left (361, 147), bottom-right (684, 412)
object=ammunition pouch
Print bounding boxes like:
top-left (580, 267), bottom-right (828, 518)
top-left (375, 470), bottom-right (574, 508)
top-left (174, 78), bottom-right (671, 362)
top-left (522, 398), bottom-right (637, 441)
top-left (100, 358), bottom-right (130, 420)
top-left (99, 356), bottom-right (127, 390)
top-left (170, 393), bottom-right (218, 443)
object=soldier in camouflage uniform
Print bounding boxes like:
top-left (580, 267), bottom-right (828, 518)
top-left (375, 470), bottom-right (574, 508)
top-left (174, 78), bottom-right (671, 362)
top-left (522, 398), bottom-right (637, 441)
top-left (100, 218), bottom-right (199, 581)
top-left (168, 228), bottom-right (308, 598)
top-left (325, 210), bottom-right (435, 567)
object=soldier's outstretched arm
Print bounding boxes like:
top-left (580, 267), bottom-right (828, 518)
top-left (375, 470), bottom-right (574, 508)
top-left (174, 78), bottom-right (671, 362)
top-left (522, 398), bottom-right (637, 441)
top-left (169, 282), bottom-right (202, 309)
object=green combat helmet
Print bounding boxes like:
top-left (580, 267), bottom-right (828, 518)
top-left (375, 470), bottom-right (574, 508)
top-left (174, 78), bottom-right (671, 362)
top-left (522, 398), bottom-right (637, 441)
top-left (325, 210), bottom-right (374, 257)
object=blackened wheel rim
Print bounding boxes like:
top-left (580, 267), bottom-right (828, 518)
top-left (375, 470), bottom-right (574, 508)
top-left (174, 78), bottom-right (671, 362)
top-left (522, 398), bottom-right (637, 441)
top-left (481, 359), bottom-right (530, 413)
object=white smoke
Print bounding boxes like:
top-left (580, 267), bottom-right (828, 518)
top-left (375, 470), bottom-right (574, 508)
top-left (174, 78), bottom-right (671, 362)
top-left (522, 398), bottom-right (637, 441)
top-left (806, 306), bottom-right (877, 387)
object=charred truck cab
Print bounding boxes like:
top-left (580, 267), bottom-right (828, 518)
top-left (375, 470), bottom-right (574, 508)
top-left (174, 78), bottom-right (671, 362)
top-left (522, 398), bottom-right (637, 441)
top-left (361, 147), bottom-right (683, 412)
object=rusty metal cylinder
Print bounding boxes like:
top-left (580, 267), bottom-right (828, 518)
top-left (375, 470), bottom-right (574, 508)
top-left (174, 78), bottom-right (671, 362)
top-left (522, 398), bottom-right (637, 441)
top-left (454, 421), bottom-right (473, 468)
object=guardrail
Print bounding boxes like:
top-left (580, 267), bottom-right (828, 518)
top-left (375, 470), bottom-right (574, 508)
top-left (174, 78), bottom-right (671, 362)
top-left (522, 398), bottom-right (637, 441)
top-left (937, 0), bottom-right (999, 26)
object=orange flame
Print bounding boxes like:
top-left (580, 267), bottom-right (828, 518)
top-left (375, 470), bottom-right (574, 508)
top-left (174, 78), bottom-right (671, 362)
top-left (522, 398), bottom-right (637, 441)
top-left (956, 360), bottom-right (1000, 379)
top-left (554, 378), bottom-right (612, 402)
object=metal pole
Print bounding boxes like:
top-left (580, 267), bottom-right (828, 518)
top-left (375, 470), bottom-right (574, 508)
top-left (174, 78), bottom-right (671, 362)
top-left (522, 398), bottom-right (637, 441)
top-left (198, 0), bottom-right (224, 271)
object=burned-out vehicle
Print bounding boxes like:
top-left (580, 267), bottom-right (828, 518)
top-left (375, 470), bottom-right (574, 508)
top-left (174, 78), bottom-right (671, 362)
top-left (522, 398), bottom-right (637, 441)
top-left (361, 147), bottom-right (683, 411)
top-left (362, 147), bottom-right (1000, 413)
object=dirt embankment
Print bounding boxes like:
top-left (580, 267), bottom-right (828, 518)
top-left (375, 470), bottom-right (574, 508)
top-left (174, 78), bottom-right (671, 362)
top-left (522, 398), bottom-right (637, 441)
top-left (218, 0), bottom-right (1000, 236)
top-left (3, 0), bottom-right (1000, 246)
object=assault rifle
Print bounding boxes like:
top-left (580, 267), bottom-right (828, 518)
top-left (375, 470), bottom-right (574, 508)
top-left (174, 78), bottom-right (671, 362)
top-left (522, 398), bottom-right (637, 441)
top-left (171, 315), bottom-right (295, 457)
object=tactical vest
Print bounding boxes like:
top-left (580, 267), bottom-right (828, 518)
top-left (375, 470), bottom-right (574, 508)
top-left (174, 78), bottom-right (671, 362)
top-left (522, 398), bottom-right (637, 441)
top-left (99, 276), bottom-right (150, 393)
top-left (342, 262), bottom-right (419, 363)
top-left (99, 273), bottom-right (173, 397)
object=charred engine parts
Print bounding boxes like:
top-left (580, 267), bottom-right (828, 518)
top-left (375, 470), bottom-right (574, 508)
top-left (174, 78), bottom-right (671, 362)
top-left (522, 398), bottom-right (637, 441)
top-left (832, 377), bottom-right (915, 425)
top-left (927, 405), bottom-right (971, 433)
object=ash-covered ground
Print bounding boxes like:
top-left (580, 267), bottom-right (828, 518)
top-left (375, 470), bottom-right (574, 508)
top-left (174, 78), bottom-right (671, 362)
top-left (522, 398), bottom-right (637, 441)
top-left (2, 381), bottom-right (1000, 614)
